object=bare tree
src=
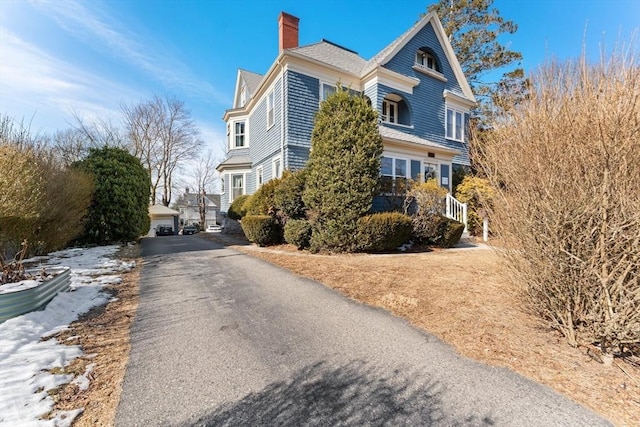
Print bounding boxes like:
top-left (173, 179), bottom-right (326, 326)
top-left (71, 109), bottom-right (127, 149)
top-left (187, 150), bottom-right (219, 227)
top-left (123, 95), bottom-right (202, 206)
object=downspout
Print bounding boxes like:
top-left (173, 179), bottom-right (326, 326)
top-left (279, 58), bottom-right (285, 170)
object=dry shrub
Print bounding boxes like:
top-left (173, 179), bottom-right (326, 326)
top-left (0, 139), bottom-right (93, 257)
top-left (474, 47), bottom-right (640, 355)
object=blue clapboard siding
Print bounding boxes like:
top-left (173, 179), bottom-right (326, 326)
top-left (382, 21), bottom-right (470, 165)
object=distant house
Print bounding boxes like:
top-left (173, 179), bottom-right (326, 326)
top-left (148, 204), bottom-right (180, 237)
top-left (217, 11), bottom-right (476, 215)
top-left (174, 191), bottom-right (221, 228)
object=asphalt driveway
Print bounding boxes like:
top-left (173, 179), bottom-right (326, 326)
top-left (115, 234), bottom-right (611, 426)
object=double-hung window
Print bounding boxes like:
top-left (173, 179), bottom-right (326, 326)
top-left (321, 83), bottom-right (336, 101)
top-left (267, 91), bottom-right (274, 128)
top-left (256, 166), bottom-right (263, 188)
top-left (231, 174), bottom-right (244, 201)
top-left (234, 121), bottom-right (245, 148)
top-left (381, 156), bottom-right (409, 193)
top-left (273, 157), bottom-right (282, 179)
top-left (446, 107), bottom-right (464, 142)
top-left (382, 100), bottom-right (398, 124)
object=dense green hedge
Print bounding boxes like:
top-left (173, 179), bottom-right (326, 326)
top-left (240, 215), bottom-right (283, 246)
top-left (77, 147), bottom-right (150, 244)
top-left (357, 212), bottom-right (412, 252)
top-left (227, 194), bottom-right (250, 220)
top-left (283, 219), bottom-right (312, 249)
top-left (412, 214), bottom-right (465, 248)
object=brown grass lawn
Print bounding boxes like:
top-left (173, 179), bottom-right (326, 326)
top-left (232, 239), bottom-right (639, 426)
top-left (51, 236), bottom-right (638, 426)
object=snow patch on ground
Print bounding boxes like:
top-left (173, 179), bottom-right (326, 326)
top-left (0, 245), bottom-right (134, 426)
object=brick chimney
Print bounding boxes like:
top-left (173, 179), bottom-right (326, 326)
top-left (278, 12), bottom-right (299, 52)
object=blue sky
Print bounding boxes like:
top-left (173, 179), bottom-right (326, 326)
top-left (1, 0), bottom-right (638, 158)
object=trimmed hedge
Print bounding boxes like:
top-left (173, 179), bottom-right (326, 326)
top-left (284, 219), bottom-right (312, 249)
top-left (241, 215), bottom-right (283, 246)
top-left (227, 194), bottom-right (250, 220)
top-left (412, 214), bottom-right (465, 248)
top-left (357, 212), bottom-right (412, 252)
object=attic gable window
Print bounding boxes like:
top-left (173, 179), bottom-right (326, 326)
top-left (415, 49), bottom-right (439, 72)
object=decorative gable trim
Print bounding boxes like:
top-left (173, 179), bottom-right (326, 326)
top-left (369, 12), bottom-right (476, 103)
top-left (443, 90), bottom-right (475, 110)
top-left (363, 66), bottom-right (420, 95)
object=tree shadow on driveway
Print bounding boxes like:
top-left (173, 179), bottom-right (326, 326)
top-left (180, 360), bottom-right (495, 427)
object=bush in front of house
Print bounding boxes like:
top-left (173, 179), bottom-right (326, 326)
top-left (227, 194), bottom-right (250, 221)
top-left (357, 212), bottom-right (412, 252)
top-left (283, 219), bottom-right (312, 250)
top-left (303, 87), bottom-right (383, 253)
top-left (412, 214), bottom-right (464, 248)
top-left (454, 175), bottom-right (494, 236)
top-left (244, 177), bottom-right (283, 216)
top-left (241, 215), bottom-right (283, 246)
top-left (273, 169), bottom-right (307, 221)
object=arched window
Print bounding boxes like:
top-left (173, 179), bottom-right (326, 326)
top-left (415, 47), bottom-right (441, 73)
top-left (381, 93), bottom-right (411, 126)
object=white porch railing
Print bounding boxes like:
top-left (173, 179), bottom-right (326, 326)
top-left (445, 193), bottom-right (468, 232)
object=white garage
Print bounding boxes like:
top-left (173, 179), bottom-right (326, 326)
top-left (148, 204), bottom-right (180, 237)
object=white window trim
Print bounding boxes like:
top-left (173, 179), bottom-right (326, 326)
top-left (319, 82), bottom-right (337, 103)
top-left (256, 166), bottom-right (263, 188)
top-left (272, 156), bottom-right (282, 179)
top-left (230, 173), bottom-right (246, 203)
top-left (230, 119), bottom-right (248, 150)
top-left (381, 99), bottom-right (399, 124)
top-left (267, 90), bottom-right (274, 129)
top-left (445, 106), bottom-right (465, 142)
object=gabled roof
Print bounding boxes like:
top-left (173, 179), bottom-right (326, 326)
top-left (361, 12), bottom-right (475, 103)
top-left (289, 40), bottom-right (367, 76)
top-left (239, 69), bottom-right (263, 98)
top-left (378, 125), bottom-right (458, 154)
top-left (149, 204), bottom-right (180, 216)
top-left (175, 193), bottom-right (220, 208)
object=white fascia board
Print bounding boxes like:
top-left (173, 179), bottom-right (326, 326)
top-left (443, 90), bottom-right (476, 110)
top-left (363, 66), bottom-right (420, 95)
top-left (429, 14), bottom-right (476, 103)
top-left (382, 137), bottom-right (460, 157)
top-left (223, 108), bottom-right (248, 122)
top-left (373, 12), bottom-right (476, 103)
top-left (284, 54), bottom-right (362, 91)
top-left (232, 71), bottom-right (244, 109)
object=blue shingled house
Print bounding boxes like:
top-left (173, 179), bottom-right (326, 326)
top-left (217, 11), bottom-right (475, 223)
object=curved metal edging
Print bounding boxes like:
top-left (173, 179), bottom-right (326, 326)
top-left (0, 267), bottom-right (71, 323)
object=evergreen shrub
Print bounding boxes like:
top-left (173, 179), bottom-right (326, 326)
top-left (412, 214), bottom-right (464, 248)
top-left (241, 215), bottom-right (283, 246)
top-left (283, 219), bottom-right (312, 249)
top-left (357, 212), bottom-right (412, 252)
top-left (227, 194), bottom-right (250, 220)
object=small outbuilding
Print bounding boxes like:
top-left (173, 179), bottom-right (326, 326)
top-left (148, 204), bottom-right (180, 237)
